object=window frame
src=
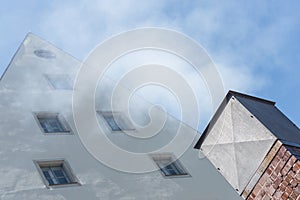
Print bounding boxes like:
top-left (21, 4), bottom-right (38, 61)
top-left (44, 74), bottom-right (73, 90)
top-left (34, 112), bottom-right (72, 135)
top-left (34, 159), bottom-right (80, 188)
top-left (97, 111), bottom-right (135, 133)
top-left (150, 153), bottom-right (190, 178)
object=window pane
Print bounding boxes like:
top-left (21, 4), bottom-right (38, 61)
top-left (103, 115), bottom-right (122, 131)
top-left (57, 177), bottom-right (69, 184)
top-left (162, 164), bottom-right (177, 176)
top-left (42, 169), bottom-right (55, 185)
top-left (41, 166), bottom-right (71, 185)
top-left (51, 167), bottom-right (70, 184)
top-left (153, 155), bottom-right (188, 177)
top-left (38, 116), bottom-right (66, 133)
top-left (46, 75), bottom-right (72, 90)
top-left (37, 160), bottom-right (78, 187)
top-left (99, 112), bottom-right (135, 132)
top-left (52, 168), bottom-right (65, 178)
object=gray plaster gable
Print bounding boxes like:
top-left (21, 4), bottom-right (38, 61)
top-left (195, 90), bottom-right (300, 149)
top-left (199, 95), bottom-right (276, 193)
top-left (195, 90), bottom-right (300, 195)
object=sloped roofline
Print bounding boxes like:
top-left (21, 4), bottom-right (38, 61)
top-left (0, 32), bottom-right (81, 81)
top-left (194, 90), bottom-right (275, 149)
top-left (0, 33), bottom-right (29, 81)
top-left (228, 90), bottom-right (275, 106)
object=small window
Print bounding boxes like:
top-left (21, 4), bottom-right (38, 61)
top-left (34, 49), bottom-right (56, 59)
top-left (34, 160), bottom-right (79, 188)
top-left (35, 112), bottom-right (71, 134)
top-left (45, 74), bottom-right (73, 90)
top-left (151, 154), bottom-right (189, 177)
top-left (103, 114), bottom-right (122, 131)
top-left (98, 111), bottom-right (134, 132)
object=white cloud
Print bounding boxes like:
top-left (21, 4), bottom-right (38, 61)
top-left (36, 0), bottom-right (276, 94)
top-left (3, 0), bottom-right (299, 125)
top-left (29, 0), bottom-right (283, 131)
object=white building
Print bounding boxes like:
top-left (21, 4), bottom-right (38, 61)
top-left (0, 34), bottom-right (240, 200)
top-left (2, 33), bottom-right (300, 200)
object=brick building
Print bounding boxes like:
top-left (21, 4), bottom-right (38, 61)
top-left (195, 91), bottom-right (300, 200)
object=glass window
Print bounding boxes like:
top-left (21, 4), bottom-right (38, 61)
top-left (152, 154), bottom-right (189, 177)
top-left (45, 74), bottom-right (72, 90)
top-left (38, 116), bottom-right (65, 133)
top-left (34, 49), bottom-right (56, 59)
top-left (102, 115), bottom-right (122, 131)
top-left (41, 166), bottom-right (70, 185)
top-left (99, 112), bottom-right (134, 132)
top-left (35, 113), bottom-right (71, 134)
top-left (35, 160), bottom-right (79, 188)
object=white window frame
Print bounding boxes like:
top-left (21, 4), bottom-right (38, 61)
top-left (34, 112), bottom-right (72, 135)
top-left (34, 159), bottom-right (80, 188)
top-left (151, 153), bottom-right (190, 177)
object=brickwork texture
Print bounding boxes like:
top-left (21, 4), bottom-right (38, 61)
top-left (247, 145), bottom-right (300, 200)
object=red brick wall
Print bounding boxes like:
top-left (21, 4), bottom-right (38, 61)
top-left (247, 145), bottom-right (300, 200)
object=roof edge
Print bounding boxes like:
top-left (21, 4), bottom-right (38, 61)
top-left (228, 90), bottom-right (275, 106)
top-left (0, 33), bottom-right (31, 81)
top-left (0, 32), bottom-right (82, 82)
top-left (194, 90), bottom-right (276, 149)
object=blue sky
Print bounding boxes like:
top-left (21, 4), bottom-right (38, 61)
top-left (1, 0), bottom-right (300, 126)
